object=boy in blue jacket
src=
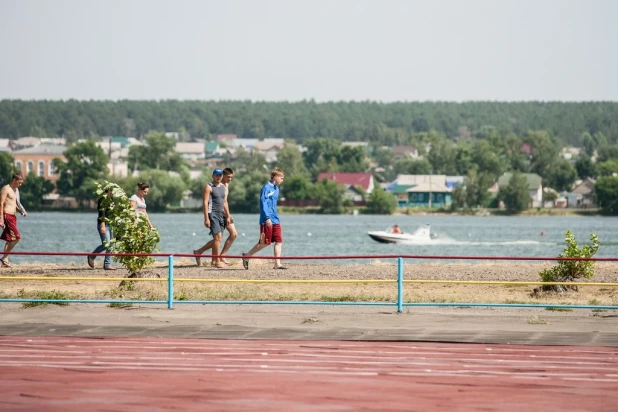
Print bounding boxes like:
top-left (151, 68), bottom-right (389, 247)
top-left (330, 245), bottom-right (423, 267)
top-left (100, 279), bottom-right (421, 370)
top-left (242, 168), bottom-right (286, 270)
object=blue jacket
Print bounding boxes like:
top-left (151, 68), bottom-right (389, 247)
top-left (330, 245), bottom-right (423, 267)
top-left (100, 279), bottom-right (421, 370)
top-left (259, 181), bottom-right (280, 224)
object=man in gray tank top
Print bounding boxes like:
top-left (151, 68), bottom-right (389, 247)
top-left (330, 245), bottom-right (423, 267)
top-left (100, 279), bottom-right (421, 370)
top-left (199, 168), bottom-right (229, 268)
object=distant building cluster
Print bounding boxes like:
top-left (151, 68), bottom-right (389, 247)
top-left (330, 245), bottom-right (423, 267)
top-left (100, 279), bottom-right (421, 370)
top-left (0, 134), bottom-right (597, 210)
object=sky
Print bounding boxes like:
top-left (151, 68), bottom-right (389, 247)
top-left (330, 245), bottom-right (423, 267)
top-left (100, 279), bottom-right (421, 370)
top-left (1, 0), bottom-right (617, 102)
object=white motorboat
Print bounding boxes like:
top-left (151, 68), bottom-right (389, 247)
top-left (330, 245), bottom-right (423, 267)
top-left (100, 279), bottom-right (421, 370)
top-left (367, 224), bottom-right (436, 244)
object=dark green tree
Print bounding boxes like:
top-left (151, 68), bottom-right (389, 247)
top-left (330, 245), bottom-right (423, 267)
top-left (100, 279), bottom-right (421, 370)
top-left (281, 175), bottom-right (313, 201)
top-left (498, 172), bottom-right (530, 214)
top-left (393, 158), bottom-right (432, 175)
top-left (122, 170), bottom-right (187, 212)
top-left (595, 176), bottom-right (618, 214)
top-left (575, 156), bottom-right (597, 179)
top-left (545, 159), bottom-right (577, 192)
top-left (19, 173), bottom-right (55, 211)
top-left (596, 160), bottom-right (618, 177)
top-left (366, 188), bottom-right (397, 214)
top-left (314, 178), bottom-right (346, 214)
top-left (275, 143), bottom-right (309, 178)
top-left (55, 140), bottom-right (109, 207)
top-left (128, 132), bottom-right (188, 173)
top-left (0, 152), bottom-right (17, 183)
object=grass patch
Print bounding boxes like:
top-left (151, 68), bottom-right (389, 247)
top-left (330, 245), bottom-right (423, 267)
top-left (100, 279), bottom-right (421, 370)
top-left (108, 302), bottom-right (133, 308)
top-left (18, 289), bottom-right (75, 308)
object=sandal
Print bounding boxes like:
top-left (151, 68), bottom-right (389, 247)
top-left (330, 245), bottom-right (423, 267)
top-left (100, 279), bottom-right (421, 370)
top-left (1, 259), bottom-right (12, 268)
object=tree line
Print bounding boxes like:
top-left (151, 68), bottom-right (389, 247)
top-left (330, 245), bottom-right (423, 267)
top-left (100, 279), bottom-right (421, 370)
top-left (1, 100), bottom-right (617, 147)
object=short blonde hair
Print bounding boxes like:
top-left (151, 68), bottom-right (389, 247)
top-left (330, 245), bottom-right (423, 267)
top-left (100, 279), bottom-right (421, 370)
top-left (271, 168), bottom-right (284, 179)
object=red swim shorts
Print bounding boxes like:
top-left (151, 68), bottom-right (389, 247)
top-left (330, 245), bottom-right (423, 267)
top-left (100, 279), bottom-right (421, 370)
top-left (259, 223), bottom-right (282, 245)
top-left (0, 214), bottom-right (20, 241)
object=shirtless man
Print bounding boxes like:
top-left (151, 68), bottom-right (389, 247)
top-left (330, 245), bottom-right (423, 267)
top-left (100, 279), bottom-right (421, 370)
top-left (192, 168), bottom-right (232, 268)
top-left (0, 173), bottom-right (25, 267)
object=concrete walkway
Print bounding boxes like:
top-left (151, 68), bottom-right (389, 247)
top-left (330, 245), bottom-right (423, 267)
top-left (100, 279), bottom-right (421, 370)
top-left (1, 303), bottom-right (617, 346)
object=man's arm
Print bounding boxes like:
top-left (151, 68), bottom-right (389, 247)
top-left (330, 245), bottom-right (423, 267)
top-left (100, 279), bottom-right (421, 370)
top-left (203, 184), bottom-right (212, 227)
top-left (15, 189), bottom-right (27, 216)
top-left (223, 186), bottom-right (231, 222)
top-left (259, 185), bottom-right (273, 224)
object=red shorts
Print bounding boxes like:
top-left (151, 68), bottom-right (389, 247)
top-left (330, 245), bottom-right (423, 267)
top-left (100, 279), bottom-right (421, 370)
top-left (1, 214), bottom-right (20, 241)
top-left (260, 223), bottom-right (282, 245)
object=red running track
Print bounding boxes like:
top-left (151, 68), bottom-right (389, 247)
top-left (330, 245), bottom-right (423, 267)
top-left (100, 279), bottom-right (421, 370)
top-left (0, 336), bottom-right (616, 411)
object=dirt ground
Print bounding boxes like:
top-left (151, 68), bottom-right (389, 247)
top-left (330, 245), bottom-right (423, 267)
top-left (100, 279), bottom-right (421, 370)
top-left (1, 258), bottom-right (617, 306)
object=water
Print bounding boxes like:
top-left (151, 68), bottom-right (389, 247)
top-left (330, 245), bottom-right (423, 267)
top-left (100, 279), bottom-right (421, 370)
top-left (8, 213), bottom-right (618, 265)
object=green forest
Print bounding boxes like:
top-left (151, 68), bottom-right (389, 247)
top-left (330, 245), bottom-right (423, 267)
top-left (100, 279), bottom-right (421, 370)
top-left (1, 100), bottom-right (617, 146)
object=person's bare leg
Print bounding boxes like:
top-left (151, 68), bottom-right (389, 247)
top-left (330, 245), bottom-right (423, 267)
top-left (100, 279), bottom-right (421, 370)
top-left (242, 241), bottom-right (269, 269)
top-left (219, 224), bottom-right (238, 263)
top-left (212, 232), bottom-right (224, 267)
top-left (193, 239), bottom-right (214, 266)
top-left (1, 240), bottom-right (19, 266)
top-left (273, 242), bottom-right (283, 268)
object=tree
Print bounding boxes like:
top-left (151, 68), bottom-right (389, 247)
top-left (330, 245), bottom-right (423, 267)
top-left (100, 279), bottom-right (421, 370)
top-left (524, 130), bottom-right (560, 178)
top-left (499, 172), bottom-right (530, 214)
top-left (122, 170), bottom-right (187, 212)
top-left (575, 156), bottom-right (597, 179)
top-left (595, 176), bottom-right (618, 214)
top-left (55, 140), bottom-right (109, 207)
top-left (281, 175), bottom-right (313, 201)
top-left (596, 160), bottom-right (618, 177)
top-left (128, 132), bottom-right (188, 173)
top-left (19, 173), bottom-right (54, 211)
top-left (302, 138), bottom-right (341, 170)
top-left (94, 181), bottom-right (160, 277)
top-left (393, 158), bottom-right (432, 175)
top-left (314, 178), bottom-right (346, 214)
top-left (545, 159), bottom-right (577, 192)
top-left (460, 169), bottom-right (493, 209)
top-left (275, 143), bottom-right (308, 178)
top-left (366, 188), bottom-right (397, 214)
top-left (0, 152), bottom-right (17, 183)
top-left (338, 145), bottom-right (368, 172)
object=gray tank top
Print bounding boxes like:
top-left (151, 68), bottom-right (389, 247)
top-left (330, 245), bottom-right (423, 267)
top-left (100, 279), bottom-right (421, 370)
top-left (208, 182), bottom-right (225, 214)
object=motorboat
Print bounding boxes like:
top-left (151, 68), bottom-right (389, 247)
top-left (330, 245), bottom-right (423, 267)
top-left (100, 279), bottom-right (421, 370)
top-left (367, 224), bottom-right (436, 244)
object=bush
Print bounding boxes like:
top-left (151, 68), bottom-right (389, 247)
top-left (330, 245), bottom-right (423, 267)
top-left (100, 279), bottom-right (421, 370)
top-left (538, 230), bottom-right (600, 292)
top-left (95, 181), bottom-right (160, 277)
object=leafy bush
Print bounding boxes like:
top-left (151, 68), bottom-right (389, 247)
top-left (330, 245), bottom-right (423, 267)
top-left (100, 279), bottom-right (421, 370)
top-left (95, 181), bottom-right (160, 277)
top-left (538, 230), bottom-right (600, 292)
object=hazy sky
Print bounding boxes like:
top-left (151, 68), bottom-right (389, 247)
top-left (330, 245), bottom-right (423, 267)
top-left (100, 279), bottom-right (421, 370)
top-left (1, 0), bottom-right (616, 102)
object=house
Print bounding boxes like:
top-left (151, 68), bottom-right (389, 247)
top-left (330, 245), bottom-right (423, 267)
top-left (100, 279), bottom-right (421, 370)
top-left (391, 146), bottom-right (420, 159)
top-left (216, 134), bottom-right (237, 144)
top-left (175, 142), bottom-right (206, 160)
top-left (12, 145), bottom-right (67, 182)
top-left (0, 139), bottom-right (9, 152)
top-left (390, 184), bottom-right (415, 206)
top-left (571, 178), bottom-right (596, 208)
top-left (497, 173), bottom-right (543, 207)
top-left (405, 182), bottom-right (452, 208)
top-left (388, 174), bottom-right (447, 188)
top-left (316, 172), bottom-right (375, 203)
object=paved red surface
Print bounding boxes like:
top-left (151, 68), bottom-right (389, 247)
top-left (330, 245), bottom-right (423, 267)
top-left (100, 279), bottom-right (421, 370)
top-left (0, 336), bottom-right (616, 411)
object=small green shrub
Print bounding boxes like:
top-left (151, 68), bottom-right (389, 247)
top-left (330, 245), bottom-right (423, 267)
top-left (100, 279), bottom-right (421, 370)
top-left (18, 290), bottom-right (73, 307)
top-left (538, 230), bottom-right (600, 292)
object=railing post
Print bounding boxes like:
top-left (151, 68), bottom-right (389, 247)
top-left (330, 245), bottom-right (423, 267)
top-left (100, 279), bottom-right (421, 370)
top-left (168, 255), bottom-right (174, 309)
top-left (397, 257), bottom-right (403, 313)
